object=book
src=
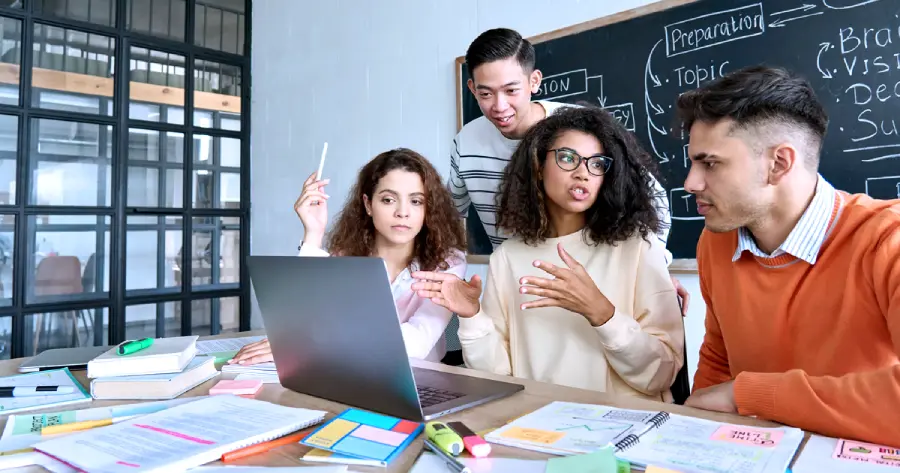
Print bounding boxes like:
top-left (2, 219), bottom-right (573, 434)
top-left (484, 401), bottom-right (803, 473)
top-left (32, 395), bottom-right (327, 473)
top-left (302, 448), bottom-right (388, 467)
top-left (87, 335), bottom-right (199, 378)
top-left (0, 368), bottom-right (90, 416)
top-left (89, 355), bottom-right (219, 400)
top-left (301, 408), bottom-right (423, 465)
top-left (792, 434), bottom-right (900, 472)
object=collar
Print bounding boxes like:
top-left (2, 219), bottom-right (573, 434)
top-left (732, 175), bottom-right (837, 265)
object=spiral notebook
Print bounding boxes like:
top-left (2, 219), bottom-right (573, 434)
top-left (32, 395), bottom-right (327, 473)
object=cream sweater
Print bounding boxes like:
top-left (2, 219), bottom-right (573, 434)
top-left (457, 229), bottom-right (684, 402)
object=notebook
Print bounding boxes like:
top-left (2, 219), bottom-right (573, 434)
top-left (32, 395), bottom-right (327, 473)
top-left (792, 434), bottom-right (900, 472)
top-left (87, 335), bottom-right (199, 378)
top-left (89, 355), bottom-right (219, 400)
top-left (0, 368), bottom-right (91, 416)
top-left (301, 408), bottom-right (423, 465)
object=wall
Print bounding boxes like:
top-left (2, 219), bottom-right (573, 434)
top-left (250, 0), bottom-right (707, 383)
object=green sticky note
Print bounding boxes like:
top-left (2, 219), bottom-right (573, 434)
top-left (545, 447), bottom-right (620, 473)
top-left (617, 459), bottom-right (631, 473)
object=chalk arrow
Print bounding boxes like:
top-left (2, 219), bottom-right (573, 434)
top-left (771, 4), bottom-right (816, 16)
top-left (769, 11), bottom-right (823, 27)
top-left (896, 182), bottom-right (900, 198)
top-left (817, 42), bottom-right (833, 79)
top-left (649, 100), bottom-right (665, 115)
top-left (597, 96), bottom-right (608, 107)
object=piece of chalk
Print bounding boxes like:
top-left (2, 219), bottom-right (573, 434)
top-left (316, 142), bottom-right (328, 180)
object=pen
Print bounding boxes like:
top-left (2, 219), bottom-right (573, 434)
top-left (221, 428), bottom-right (312, 462)
top-left (424, 438), bottom-right (471, 473)
top-left (41, 415), bottom-right (137, 436)
top-left (0, 386), bottom-right (74, 397)
top-left (117, 338), bottom-right (153, 356)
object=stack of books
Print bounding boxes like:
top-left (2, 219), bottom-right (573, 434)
top-left (86, 336), bottom-right (219, 400)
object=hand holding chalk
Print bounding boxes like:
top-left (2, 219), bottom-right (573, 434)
top-left (294, 150), bottom-right (330, 246)
top-left (311, 142), bottom-right (328, 205)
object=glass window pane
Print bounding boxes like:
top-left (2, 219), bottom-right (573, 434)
top-left (32, 24), bottom-right (114, 116)
top-left (194, 0), bottom-right (244, 55)
top-left (129, 47), bottom-right (186, 124)
top-left (25, 308), bottom-right (108, 356)
top-left (191, 216), bottom-right (238, 287)
top-left (193, 135), bottom-right (240, 209)
top-left (0, 114), bottom-right (16, 205)
top-left (128, 129), bottom-right (184, 208)
top-left (1, 1), bottom-right (21, 7)
top-left (0, 215), bottom-right (12, 306)
top-left (126, 301), bottom-right (181, 340)
top-left (0, 316), bottom-right (10, 361)
top-left (127, 0), bottom-right (185, 42)
top-left (0, 17), bottom-right (22, 106)
top-left (29, 215), bottom-right (110, 303)
top-left (34, 0), bottom-right (116, 27)
top-left (126, 215), bottom-right (182, 292)
top-left (193, 58), bottom-right (240, 130)
top-left (31, 118), bottom-right (112, 207)
top-left (191, 296), bottom-right (238, 335)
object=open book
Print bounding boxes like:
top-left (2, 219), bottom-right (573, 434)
top-left (486, 401), bottom-right (804, 473)
top-left (32, 395), bottom-right (326, 473)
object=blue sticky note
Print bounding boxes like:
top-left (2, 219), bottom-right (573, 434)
top-left (340, 409), bottom-right (399, 430)
top-left (332, 435), bottom-right (396, 461)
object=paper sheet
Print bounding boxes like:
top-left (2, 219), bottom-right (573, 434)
top-left (0, 397), bottom-right (201, 453)
top-left (235, 373), bottom-right (280, 384)
top-left (190, 467), bottom-right (347, 473)
top-left (0, 368), bottom-right (91, 416)
top-left (792, 435), bottom-right (900, 472)
top-left (409, 452), bottom-right (547, 473)
top-left (196, 336), bottom-right (265, 355)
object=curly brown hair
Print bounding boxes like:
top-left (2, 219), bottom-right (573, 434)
top-left (326, 148), bottom-right (466, 271)
top-left (497, 105), bottom-right (664, 246)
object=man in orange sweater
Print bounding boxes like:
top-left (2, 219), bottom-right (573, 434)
top-left (678, 65), bottom-right (900, 447)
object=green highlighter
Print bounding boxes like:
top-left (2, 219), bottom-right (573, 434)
top-left (425, 421), bottom-right (464, 456)
top-left (117, 337), bottom-right (154, 356)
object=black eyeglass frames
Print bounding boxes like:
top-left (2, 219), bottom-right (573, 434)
top-left (549, 148), bottom-right (612, 176)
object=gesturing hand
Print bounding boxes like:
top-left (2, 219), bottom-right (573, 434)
top-left (520, 242), bottom-right (615, 326)
top-left (294, 172), bottom-right (330, 242)
top-left (411, 271), bottom-right (483, 318)
top-left (227, 338), bottom-right (273, 366)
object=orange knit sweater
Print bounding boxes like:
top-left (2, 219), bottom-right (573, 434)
top-left (694, 192), bottom-right (900, 447)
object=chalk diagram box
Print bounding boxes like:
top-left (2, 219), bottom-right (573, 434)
top-left (865, 175), bottom-right (900, 200)
top-left (670, 187), bottom-right (704, 221)
top-left (604, 103), bottom-right (636, 131)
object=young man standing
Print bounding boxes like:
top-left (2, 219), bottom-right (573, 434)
top-left (449, 28), bottom-right (689, 310)
top-left (679, 65), bottom-right (900, 446)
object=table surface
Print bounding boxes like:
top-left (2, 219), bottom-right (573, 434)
top-left (0, 331), bottom-right (807, 472)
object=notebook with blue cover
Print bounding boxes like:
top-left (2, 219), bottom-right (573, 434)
top-left (301, 408), bottom-right (422, 465)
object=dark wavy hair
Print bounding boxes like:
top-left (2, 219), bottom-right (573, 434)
top-left (326, 148), bottom-right (466, 271)
top-left (497, 105), bottom-right (664, 246)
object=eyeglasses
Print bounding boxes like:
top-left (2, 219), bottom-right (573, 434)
top-left (549, 148), bottom-right (612, 176)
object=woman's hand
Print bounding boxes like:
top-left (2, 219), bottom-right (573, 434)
top-left (411, 272), bottom-right (483, 318)
top-left (294, 172), bottom-right (330, 246)
top-left (520, 242), bottom-right (615, 326)
top-left (227, 338), bottom-right (273, 365)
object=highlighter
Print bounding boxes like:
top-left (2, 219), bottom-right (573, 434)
top-left (448, 421), bottom-right (491, 458)
top-left (425, 421), bottom-right (464, 456)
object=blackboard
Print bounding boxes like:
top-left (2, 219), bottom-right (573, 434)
top-left (456, 0), bottom-right (900, 266)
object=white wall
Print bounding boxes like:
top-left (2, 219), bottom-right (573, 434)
top-left (250, 0), bottom-right (707, 383)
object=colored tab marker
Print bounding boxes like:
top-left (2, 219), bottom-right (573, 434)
top-left (546, 446), bottom-right (618, 472)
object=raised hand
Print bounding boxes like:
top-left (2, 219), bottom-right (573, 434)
top-left (294, 172), bottom-right (330, 245)
top-left (411, 271), bottom-right (483, 318)
top-left (227, 338), bottom-right (273, 365)
top-left (519, 242), bottom-right (616, 326)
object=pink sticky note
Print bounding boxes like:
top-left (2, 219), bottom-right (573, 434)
top-left (209, 379), bottom-right (263, 396)
top-left (350, 424), bottom-right (409, 447)
top-left (833, 438), bottom-right (900, 467)
top-left (710, 425), bottom-right (784, 447)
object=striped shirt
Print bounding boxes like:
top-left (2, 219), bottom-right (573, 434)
top-left (449, 101), bottom-right (673, 262)
top-left (733, 175), bottom-right (838, 265)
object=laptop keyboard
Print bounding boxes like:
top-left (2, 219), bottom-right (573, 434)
top-left (417, 386), bottom-right (464, 408)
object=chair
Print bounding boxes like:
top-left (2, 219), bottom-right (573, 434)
top-left (33, 256), bottom-right (89, 353)
top-left (671, 333), bottom-right (692, 405)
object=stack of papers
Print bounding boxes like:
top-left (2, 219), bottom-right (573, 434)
top-left (0, 368), bottom-right (90, 415)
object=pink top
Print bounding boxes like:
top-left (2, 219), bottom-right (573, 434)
top-left (298, 245), bottom-right (467, 361)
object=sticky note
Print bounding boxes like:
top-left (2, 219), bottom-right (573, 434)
top-left (332, 435), bottom-right (396, 461)
top-left (646, 466), bottom-right (685, 473)
top-left (209, 379), bottom-right (262, 396)
top-left (304, 418), bottom-right (358, 449)
top-left (833, 438), bottom-right (900, 467)
top-left (546, 447), bottom-right (618, 472)
top-left (500, 426), bottom-right (565, 445)
top-left (350, 425), bottom-right (408, 447)
top-left (341, 409), bottom-right (399, 430)
top-left (710, 425), bottom-right (784, 447)
top-left (392, 419), bottom-right (419, 434)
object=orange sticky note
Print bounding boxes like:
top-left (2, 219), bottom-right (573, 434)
top-left (500, 426), bottom-right (565, 445)
top-left (710, 425), bottom-right (784, 447)
top-left (646, 467), bottom-right (684, 473)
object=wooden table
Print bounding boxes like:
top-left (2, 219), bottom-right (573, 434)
top-left (1, 332), bottom-right (805, 472)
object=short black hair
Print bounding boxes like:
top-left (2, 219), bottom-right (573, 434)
top-left (675, 65), bottom-right (829, 169)
top-left (465, 28), bottom-right (535, 76)
top-left (497, 105), bottom-right (664, 246)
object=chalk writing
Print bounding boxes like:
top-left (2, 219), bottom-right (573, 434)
top-left (665, 4), bottom-right (765, 57)
top-left (534, 69), bottom-right (588, 101)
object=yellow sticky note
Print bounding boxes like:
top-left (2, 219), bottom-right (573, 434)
top-left (500, 426), bottom-right (565, 445)
top-left (304, 418), bottom-right (358, 449)
top-left (646, 466), bottom-right (685, 473)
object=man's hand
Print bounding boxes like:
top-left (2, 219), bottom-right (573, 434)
top-left (671, 276), bottom-right (690, 316)
top-left (520, 243), bottom-right (615, 326)
top-left (411, 272), bottom-right (483, 318)
top-left (684, 380), bottom-right (737, 413)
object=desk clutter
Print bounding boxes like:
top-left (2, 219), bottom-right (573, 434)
top-left (0, 336), bottom-right (894, 472)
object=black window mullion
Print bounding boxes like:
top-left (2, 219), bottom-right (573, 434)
top-left (181, 0), bottom-right (194, 337)
top-left (109, 6), bottom-right (127, 345)
top-left (238, 0), bottom-right (250, 331)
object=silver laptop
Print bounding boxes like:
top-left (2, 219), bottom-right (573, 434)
top-left (248, 255), bottom-right (524, 421)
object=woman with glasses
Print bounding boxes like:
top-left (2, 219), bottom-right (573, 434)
top-left (413, 105), bottom-right (684, 401)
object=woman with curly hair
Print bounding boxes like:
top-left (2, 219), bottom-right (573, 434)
top-left (230, 148), bottom-right (467, 364)
top-left (413, 106), bottom-right (684, 401)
